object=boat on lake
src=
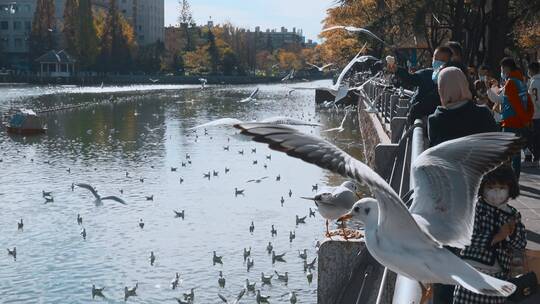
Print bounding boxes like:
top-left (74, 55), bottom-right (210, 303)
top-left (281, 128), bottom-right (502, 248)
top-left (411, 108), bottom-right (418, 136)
top-left (3, 109), bottom-right (47, 135)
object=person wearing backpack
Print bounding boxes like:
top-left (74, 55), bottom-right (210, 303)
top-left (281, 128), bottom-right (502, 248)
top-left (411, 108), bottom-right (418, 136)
top-left (498, 57), bottom-right (535, 178)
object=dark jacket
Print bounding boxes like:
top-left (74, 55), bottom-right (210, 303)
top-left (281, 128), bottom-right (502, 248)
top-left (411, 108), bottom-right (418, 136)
top-left (428, 100), bottom-right (498, 147)
top-left (394, 67), bottom-right (440, 123)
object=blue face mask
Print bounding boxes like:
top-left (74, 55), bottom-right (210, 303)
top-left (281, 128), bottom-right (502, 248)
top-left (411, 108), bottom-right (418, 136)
top-left (500, 72), bottom-right (507, 82)
top-left (432, 60), bottom-right (446, 84)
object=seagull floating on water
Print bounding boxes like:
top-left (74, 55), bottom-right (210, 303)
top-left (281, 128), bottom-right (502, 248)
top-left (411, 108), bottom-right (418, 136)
top-left (92, 284), bottom-right (105, 299)
top-left (124, 282), bottom-right (138, 301)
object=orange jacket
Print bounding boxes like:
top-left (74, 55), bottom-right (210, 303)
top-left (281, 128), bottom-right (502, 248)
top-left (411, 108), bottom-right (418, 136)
top-left (501, 70), bottom-right (534, 128)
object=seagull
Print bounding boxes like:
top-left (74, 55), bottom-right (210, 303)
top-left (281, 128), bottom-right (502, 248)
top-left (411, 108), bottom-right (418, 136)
top-left (149, 78), bottom-right (159, 83)
top-left (266, 242), bottom-right (273, 254)
top-left (249, 221), bottom-right (255, 233)
top-left (75, 183), bottom-right (126, 205)
top-left (225, 167), bottom-right (230, 174)
top-left (149, 251), bottom-right (155, 265)
top-left (77, 214), bottom-right (83, 225)
top-left (245, 279), bottom-right (256, 292)
top-left (139, 219), bottom-right (145, 229)
top-left (312, 184), bottom-right (319, 191)
top-left (218, 289), bottom-right (245, 304)
top-left (281, 196), bottom-right (285, 206)
top-left (174, 210), bottom-right (185, 219)
top-left (261, 272), bottom-right (273, 285)
top-left (17, 219), bottom-right (23, 230)
top-left (281, 69), bottom-right (295, 82)
top-left (199, 78), bottom-right (207, 89)
top-left (7, 247), bottom-right (16, 260)
top-left (289, 291), bottom-right (298, 304)
top-left (307, 62), bottom-right (334, 72)
top-left (288, 189), bottom-right (292, 197)
top-left (298, 249), bottom-right (308, 260)
top-left (304, 257), bottom-right (317, 271)
top-left (243, 247), bottom-right (251, 261)
top-left (213, 251), bottom-right (223, 265)
top-left (247, 176), bottom-right (268, 183)
top-left (92, 284), bottom-right (105, 299)
top-left (145, 195), bottom-right (154, 201)
top-left (270, 225), bottom-right (277, 237)
top-left (322, 25), bottom-right (387, 45)
top-left (80, 228), bottom-right (87, 240)
top-left (247, 257), bottom-right (254, 271)
top-left (309, 208), bottom-right (316, 218)
top-left (235, 188), bottom-right (244, 196)
top-left (251, 148), bottom-right (257, 153)
top-left (183, 288), bottom-right (195, 302)
top-left (171, 167), bottom-right (178, 172)
top-left (266, 155), bottom-right (272, 160)
top-left (274, 271), bottom-right (289, 284)
top-left (306, 269), bottom-right (313, 284)
top-left (321, 109), bottom-right (350, 133)
top-left (190, 116), bottom-right (320, 129)
top-left (272, 251), bottom-right (286, 263)
top-left (235, 123), bottom-right (521, 300)
top-left (239, 87), bottom-right (259, 103)
top-left (44, 196), bottom-right (54, 204)
top-left (276, 174), bottom-right (281, 181)
top-left (171, 272), bottom-right (180, 290)
top-left (42, 190), bottom-right (52, 197)
top-left (300, 181), bottom-right (360, 237)
top-left (295, 215), bottom-right (306, 225)
top-left (218, 271), bottom-right (226, 288)
top-left (289, 231), bottom-right (295, 242)
top-left (124, 282), bottom-right (138, 301)
top-left (256, 290), bottom-right (270, 303)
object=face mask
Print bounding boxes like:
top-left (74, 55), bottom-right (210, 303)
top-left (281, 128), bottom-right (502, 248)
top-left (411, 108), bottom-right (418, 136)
top-left (500, 72), bottom-right (507, 82)
top-left (483, 187), bottom-right (510, 207)
top-left (479, 75), bottom-right (486, 81)
top-left (432, 60), bottom-right (445, 70)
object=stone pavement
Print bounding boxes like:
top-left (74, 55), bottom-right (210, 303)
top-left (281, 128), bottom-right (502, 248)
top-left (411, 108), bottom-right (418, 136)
top-left (513, 166), bottom-right (540, 250)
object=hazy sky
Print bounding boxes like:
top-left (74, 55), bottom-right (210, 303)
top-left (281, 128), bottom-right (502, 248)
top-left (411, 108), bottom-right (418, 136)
top-left (163, 0), bottom-right (336, 42)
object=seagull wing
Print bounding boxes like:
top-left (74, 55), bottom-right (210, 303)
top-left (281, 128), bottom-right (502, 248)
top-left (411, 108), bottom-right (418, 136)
top-left (261, 116), bottom-right (321, 126)
top-left (190, 118), bottom-right (243, 129)
top-left (321, 25), bottom-right (346, 33)
top-left (218, 293), bottom-right (228, 303)
top-left (321, 63), bottom-right (334, 70)
top-left (234, 123), bottom-right (427, 241)
top-left (100, 196), bottom-right (127, 205)
top-left (233, 289), bottom-right (245, 304)
top-left (76, 183), bottom-right (99, 199)
top-left (410, 132), bottom-right (523, 248)
top-left (306, 62), bottom-right (320, 69)
top-left (249, 88), bottom-right (259, 99)
top-left (339, 110), bottom-right (350, 128)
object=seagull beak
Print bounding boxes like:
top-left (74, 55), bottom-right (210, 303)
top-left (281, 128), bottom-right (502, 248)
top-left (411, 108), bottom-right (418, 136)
top-left (300, 196), bottom-right (316, 201)
top-left (338, 213), bottom-right (353, 222)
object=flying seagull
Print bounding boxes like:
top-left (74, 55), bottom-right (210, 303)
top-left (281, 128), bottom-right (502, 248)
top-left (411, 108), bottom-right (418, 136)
top-left (322, 25), bottom-right (386, 45)
top-left (307, 62), bottom-right (334, 72)
top-left (190, 116), bottom-right (320, 130)
top-left (75, 183), bottom-right (126, 205)
top-left (239, 88), bottom-right (260, 103)
top-left (218, 289), bottom-right (245, 304)
top-left (234, 123), bottom-right (521, 301)
top-left (321, 109), bottom-right (350, 133)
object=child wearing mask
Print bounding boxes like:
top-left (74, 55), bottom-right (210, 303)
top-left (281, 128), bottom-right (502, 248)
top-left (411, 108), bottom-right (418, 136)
top-left (453, 166), bottom-right (527, 304)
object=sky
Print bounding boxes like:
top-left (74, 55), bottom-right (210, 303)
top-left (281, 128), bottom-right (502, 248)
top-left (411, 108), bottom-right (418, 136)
top-left (163, 0), bottom-right (336, 42)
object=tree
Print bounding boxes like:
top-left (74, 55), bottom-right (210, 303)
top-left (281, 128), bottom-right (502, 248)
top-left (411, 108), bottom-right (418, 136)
top-left (97, 0), bottom-right (135, 73)
top-left (62, 0), bottom-right (78, 56)
top-left (178, 0), bottom-right (194, 25)
top-left (207, 29), bottom-right (220, 74)
top-left (221, 48), bottom-right (237, 75)
top-left (77, 0), bottom-right (99, 70)
top-left (29, 0), bottom-right (56, 63)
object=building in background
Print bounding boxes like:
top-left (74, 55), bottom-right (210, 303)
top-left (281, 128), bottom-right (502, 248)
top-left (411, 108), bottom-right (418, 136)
top-left (0, 0), bottom-right (164, 69)
top-left (251, 26), bottom-right (306, 50)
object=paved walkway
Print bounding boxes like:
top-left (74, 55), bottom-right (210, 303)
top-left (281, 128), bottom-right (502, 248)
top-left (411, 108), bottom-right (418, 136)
top-left (513, 166), bottom-right (540, 250)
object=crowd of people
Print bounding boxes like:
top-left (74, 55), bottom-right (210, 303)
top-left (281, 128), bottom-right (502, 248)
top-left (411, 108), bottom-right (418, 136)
top-left (387, 43), bottom-right (538, 304)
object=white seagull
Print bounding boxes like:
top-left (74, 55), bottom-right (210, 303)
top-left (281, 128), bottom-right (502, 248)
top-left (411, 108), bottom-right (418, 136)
top-left (281, 69), bottom-right (295, 82)
top-left (75, 183), bottom-right (127, 205)
top-left (321, 109), bottom-right (350, 133)
top-left (234, 123), bottom-right (521, 301)
top-left (301, 181), bottom-right (360, 236)
top-left (322, 25), bottom-right (387, 45)
top-left (190, 116), bottom-right (320, 130)
top-left (199, 78), bottom-right (207, 89)
top-left (239, 88), bottom-right (260, 103)
top-left (307, 62), bottom-right (334, 72)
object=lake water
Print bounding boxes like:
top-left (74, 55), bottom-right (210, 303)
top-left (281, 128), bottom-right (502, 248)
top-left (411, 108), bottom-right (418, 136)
top-left (0, 80), bottom-right (363, 303)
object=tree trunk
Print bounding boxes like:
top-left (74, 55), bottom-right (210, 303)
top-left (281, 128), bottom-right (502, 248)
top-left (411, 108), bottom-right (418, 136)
top-left (486, 0), bottom-right (509, 73)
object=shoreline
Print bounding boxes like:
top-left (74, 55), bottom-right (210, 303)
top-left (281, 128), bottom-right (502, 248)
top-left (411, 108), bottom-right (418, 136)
top-left (0, 74), bottom-right (331, 86)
